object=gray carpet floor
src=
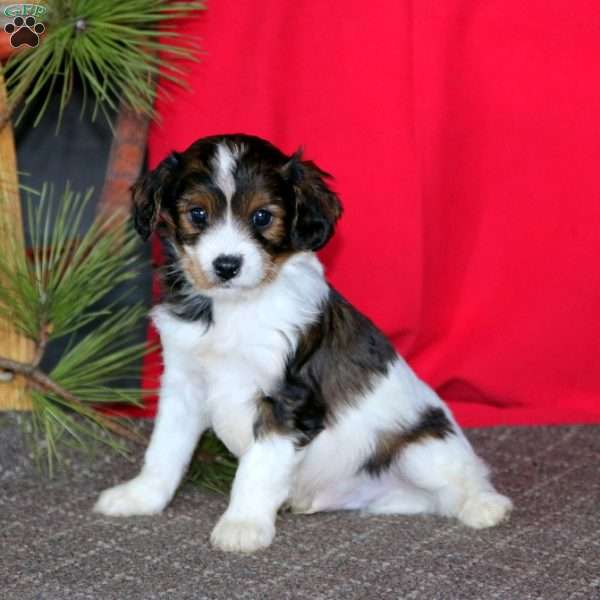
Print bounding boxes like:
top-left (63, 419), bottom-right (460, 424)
top-left (1, 413), bottom-right (598, 600)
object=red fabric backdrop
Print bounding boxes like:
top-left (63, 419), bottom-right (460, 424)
top-left (139, 1), bottom-right (600, 427)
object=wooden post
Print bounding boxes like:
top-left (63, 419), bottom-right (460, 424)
top-left (96, 44), bottom-right (156, 223)
top-left (96, 103), bottom-right (151, 224)
top-left (0, 68), bottom-right (34, 410)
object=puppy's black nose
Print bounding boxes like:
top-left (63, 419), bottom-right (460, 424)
top-left (213, 254), bottom-right (243, 281)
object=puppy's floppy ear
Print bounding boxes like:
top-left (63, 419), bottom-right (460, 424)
top-left (131, 152), bottom-right (181, 241)
top-left (282, 149), bottom-right (342, 251)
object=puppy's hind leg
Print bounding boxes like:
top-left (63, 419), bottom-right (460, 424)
top-left (363, 479), bottom-right (435, 516)
top-left (397, 432), bottom-right (512, 529)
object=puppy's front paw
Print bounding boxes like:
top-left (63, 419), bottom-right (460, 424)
top-left (94, 476), bottom-right (171, 517)
top-left (210, 516), bottom-right (275, 553)
top-left (459, 491), bottom-right (513, 529)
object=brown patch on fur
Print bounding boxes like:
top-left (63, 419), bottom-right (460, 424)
top-left (240, 191), bottom-right (274, 216)
top-left (180, 189), bottom-right (224, 217)
top-left (361, 407), bottom-right (455, 477)
top-left (271, 250), bottom-right (295, 267)
top-left (254, 395), bottom-right (291, 438)
top-left (260, 204), bottom-right (287, 245)
top-left (234, 191), bottom-right (288, 247)
top-left (256, 249), bottom-right (296, 287)
top-left (175, 214), bottom-right (201, 243)
top-left (176, 191), bottom-right (226, 239)
top-left (179, 251), bottom-right (213, 291)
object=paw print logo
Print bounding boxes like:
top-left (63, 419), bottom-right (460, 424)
top-left (4, 15), bottom-right (45, 48)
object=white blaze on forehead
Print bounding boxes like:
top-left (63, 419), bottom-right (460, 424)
top-left (212, 143), bottom-right (237, 203)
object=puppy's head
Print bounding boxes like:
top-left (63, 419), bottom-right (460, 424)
top-left (132, 134), bottom-right (341, 297)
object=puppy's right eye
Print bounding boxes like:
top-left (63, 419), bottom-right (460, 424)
top-left (189, 207), bottom-right (208, 226)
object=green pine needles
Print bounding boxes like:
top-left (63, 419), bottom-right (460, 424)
top-left (2, 0), bottom-right (204, 128)
top-left (0, 185), bottom-right (237, 490)
top-left (188, 434), bottom-right (238, 495)
top-left (0, 184), bottom-right (149, 473)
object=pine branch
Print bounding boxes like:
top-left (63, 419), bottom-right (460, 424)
top-left (32, 323), bottom-right (51, 368)
top-left (0, 183), bottom-right (152, 467)
top-left (0, 355), bottom-right (143, 443)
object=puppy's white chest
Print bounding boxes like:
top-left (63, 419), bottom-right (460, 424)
top-left (152, 302), bottom-right (293, 456)
top-left (205, 302), bottom-right (292, 379)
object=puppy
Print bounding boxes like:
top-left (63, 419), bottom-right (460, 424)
top-left (94, 134), bottom-right (512, 552)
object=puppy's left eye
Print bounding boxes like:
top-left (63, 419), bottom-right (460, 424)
top-left (251, 209), bottom-right (273, 229)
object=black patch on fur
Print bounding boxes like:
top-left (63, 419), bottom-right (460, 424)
top-left (131, 152), bottom-right (182, 241)
top-left (288, 158), bottom-right (341, 251)
top-left (413, 407), bottom-right (455, 441)
top-left (254, 287), bottom-right (397, 446)
top-left (254, 377), bottom-right (327, 447)
top-left (361, 407), bottom-right (455, 477)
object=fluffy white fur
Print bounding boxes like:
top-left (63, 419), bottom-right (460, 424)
top-left (95, 251), bottom-right (512, 552)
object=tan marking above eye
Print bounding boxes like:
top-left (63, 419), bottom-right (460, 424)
top-left (249, 203), bottom-right (285, 222)
top-left (239, 190), bottom-right (286, 218)
top-left (243, 191), bottom-right (272, 214)
top-left (177, 194), bottom-right (213, 214)
top-left (175, 197), bottom-right (213, 235)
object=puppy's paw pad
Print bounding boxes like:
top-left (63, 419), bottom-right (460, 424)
top-left (94, 478), bottom-right (169, 517)
top-left (459, 492), bottom-right (513, 529)
top-left (210, 517), bottom-right (275, 553)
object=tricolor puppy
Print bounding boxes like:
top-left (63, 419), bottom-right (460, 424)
top-left (94, 134), bottom-right (512, 553)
